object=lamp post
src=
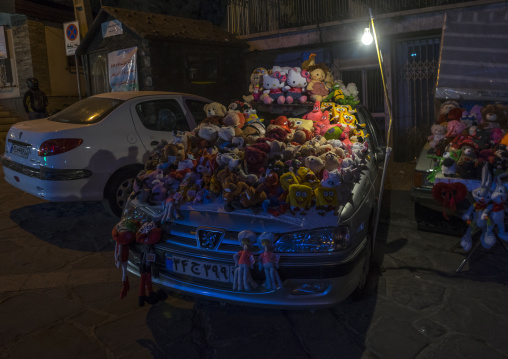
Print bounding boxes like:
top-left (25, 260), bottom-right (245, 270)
top-left (364, 9), bottom-right (393, 250)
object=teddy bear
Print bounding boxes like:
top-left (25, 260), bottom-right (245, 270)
top-left (285, 68), bottom-right (310, 104)
top-left (242, 121), bottom-right (266, 145)
top-left (480, 104), bottom-right (508, 129)
top-left (437, 101), bottom-right (462, 124)
top-left (239, 183), bottom-right (268, 212)
top-left (321, 151), bottom-right (341, 171)
top-left (428, 123), bottom-right (446, 148)
top-left (222, 178), bottom-right (249, 212)
top-left (197, 123), bottom-right (221, 147)
top-left (204, 102), bottom-right (227, 117)
top-left (261, 71), bottom-right (287, 104)
top-left (244, 146), bottom-right (267, 175)
top-left (223, 111), bottom-right (246, 131)
top-left (306, 64), bottom-right (331, 102)
top-left (243, 67), bottom-right (267, 103)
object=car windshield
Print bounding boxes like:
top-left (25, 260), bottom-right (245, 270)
top-left (48, 97), bottom-right (125, 124)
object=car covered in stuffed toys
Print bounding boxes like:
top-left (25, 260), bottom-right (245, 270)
top-left (1, 91), bottom-right (212, 217)
top-left (118, 65), bottom-right (389, 309)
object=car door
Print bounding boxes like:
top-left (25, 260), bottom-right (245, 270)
top-left (130, 96), bottom-right (192, 154)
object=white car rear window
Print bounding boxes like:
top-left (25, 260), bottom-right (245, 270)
top-left (49, 97), bottom-right (124, 124)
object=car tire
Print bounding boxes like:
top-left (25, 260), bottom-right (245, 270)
top-left (103, 166), bottom-right (142, 218)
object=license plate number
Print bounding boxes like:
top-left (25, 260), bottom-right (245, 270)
top-left (10, 144), bottom-right (31, 159)
top-left (166, 255), bottom-right (235, 283)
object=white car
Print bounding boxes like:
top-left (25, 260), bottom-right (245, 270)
top-left (1, 91), bottom-right (211, 216)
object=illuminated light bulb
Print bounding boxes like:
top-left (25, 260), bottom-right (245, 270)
top-left (362, 27), bottom-right (373, 45)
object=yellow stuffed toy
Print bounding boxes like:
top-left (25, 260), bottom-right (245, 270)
top-left (288, 184), bottom-right (314, 215)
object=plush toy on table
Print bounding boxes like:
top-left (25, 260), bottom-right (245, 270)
top-left (112, 219), bottom-right (141, 299)
top-left (243, 67), bottom-right (267, 103)
top-left (135, 221), bottom-right (167, 306)
top-left (480, 104), bottom-right (508, 129)
top-left (288, 183), bottom-right (314, 215)
top-left (284, 68), bottom-right (310, 104)
top-left (256, 232), bottom-right (283, 290)
top-left (261, 71), bottom-right (287, 104)
top-left (306, 64), bottom-right (331, 102)
top-left (233, 230), bottom-right (259, 291)
top-left (428, 123), bottom-right (446, 149)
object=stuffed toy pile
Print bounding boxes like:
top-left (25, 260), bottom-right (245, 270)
top-left (129, 62), bottom-right (370, 220)
top-left (427, 100), bottom-right (508, 251)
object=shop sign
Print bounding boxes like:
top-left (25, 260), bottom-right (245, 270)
top-left (63, 21), bottom-right (80, 56)
top-left (102, 20), bottom-right (123, 38)
top-left (108, 46), bottom-right (139, 92)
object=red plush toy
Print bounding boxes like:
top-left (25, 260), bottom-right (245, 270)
top-left (112, 219), bottom-right (141, 299)
top-left (135, 221), bottom-right (167, 306)
top-left (244, 146), bottom-right (267, 175)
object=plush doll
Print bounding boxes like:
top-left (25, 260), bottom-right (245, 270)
top-left (261, 71), bottom-right (287, 104)
top-left (301, 53), bottom-right (316, 70)
top-left (445, 120), bottom-right (467, 139)
top-left (439, 107), bottom-right (464, 125)
top-left (243, 67), bottom-right (267, 103)
top-left (244, 146), bottom-right (268, 175)
top-left (239, 183), bottom-right (268, 212)
top-left (432, 182), bottom-right (467, 220)
top-left (321, 151), bottom-right (341, 171)
top-left (256, 232), bottom-right (283, 290)
top-left (481, 173), bottom-right (508, 247)
top-left (233, 230), bottom-right (259, 291)
top-left (135, 221), bottom-right (167, 306)
top-left (297, 167), bottom-right (320, 190)
top-left (112, 219), bottom-right (141, 299)
top-left (278, 171), bottom-right (300, 202)
top-left (441, 149), bottom-right (461, 177)
top-left (428, 123), bottom-right (446, 148)
top-left (288, 184), bottom-right (314, 215)
top-left (242, 121), bottom-right (266, 144)
top-left (204, 102), bottom-right (227, 117)
top-left (437, 100), bottom-right (460, 123)
top-left (285, 68), bottom-right (310, 104)
top-left (223, 111), bottom-right (246, 130)
top-left (222, 178), bottom-right (249, 212)
top-left (304, 155), bottom-right (325, 177)
top-left (480, 104), bottom-right (508, 129)
top-left (461, 163), bottom-right (492, 251)
top-left (306, 64), bottom-right (331, 102)
top-left (314, 185), bottom-right (340, 215)
top-left (302, 100), bottom-right (324, 123)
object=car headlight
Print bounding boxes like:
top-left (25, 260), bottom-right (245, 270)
top-left (273, 226), bottom-right (350, 253)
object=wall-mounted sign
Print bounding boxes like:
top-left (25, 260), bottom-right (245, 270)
top-left (108, 46), bottom-right (138, 92)
top-left (63, 21), bottom-right (80, 56)
top-left (0, 26), bottom-right (7, 59)
top-left (102, 20), bottom-right (123, 38)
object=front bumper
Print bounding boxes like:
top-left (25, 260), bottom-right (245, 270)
top-left (127, 239), bottom-right (368, 310)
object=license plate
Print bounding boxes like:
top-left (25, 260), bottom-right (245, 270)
top-left (10, 144), bottom-right (31, 159)
top-left (166, 254), bottom-right (235, 283)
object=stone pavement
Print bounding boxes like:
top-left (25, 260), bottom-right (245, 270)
top-left (1, 164), bottom-right (508, 359)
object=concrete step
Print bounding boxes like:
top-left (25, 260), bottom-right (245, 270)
top-left (0, 117), bottom-right (18, 125)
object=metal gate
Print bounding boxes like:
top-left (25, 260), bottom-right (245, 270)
top-left (394, 37), bottom-right (441, 162)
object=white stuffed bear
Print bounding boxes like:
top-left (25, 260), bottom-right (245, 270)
top-left (428, 123), bottom-right (446, 148)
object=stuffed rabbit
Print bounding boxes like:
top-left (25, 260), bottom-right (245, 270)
top-left (461, 163), bottom-right (492, 251)
top-left (480, 173), bottom-right (508, 248)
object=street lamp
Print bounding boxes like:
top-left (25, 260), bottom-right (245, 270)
top-left (364, 9), bottom-right (393, 249)
top-left (362, 27), bottom-right (373, 45)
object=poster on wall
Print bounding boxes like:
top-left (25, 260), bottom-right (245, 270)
top-left (102, 20), bottom-right (123, 38)
top-left (63, 21), bottom-right (80, 56)
top-left (0, 26), bottom-right (7, 59)
top-left (108, 47), bottom-right (139, 92)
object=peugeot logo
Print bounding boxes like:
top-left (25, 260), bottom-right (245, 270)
top-left (18, 132), bottom-right (22, 139)
top-left (196, 227), bottom-right (224, 250)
